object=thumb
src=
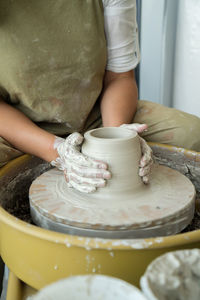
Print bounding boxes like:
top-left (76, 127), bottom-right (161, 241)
top-left (67, 132), bottom-right (84, 146)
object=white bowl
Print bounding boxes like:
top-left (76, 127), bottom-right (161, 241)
top-left (29, 275), bottom-right (147, 300)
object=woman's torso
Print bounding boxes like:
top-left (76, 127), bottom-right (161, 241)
top-left (0, 0), bottom-right (107, 134)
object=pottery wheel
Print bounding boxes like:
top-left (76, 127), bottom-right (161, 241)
top-left (29, 164), bottom-right (195, 238)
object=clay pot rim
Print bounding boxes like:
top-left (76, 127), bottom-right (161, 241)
top-left (84, 127), bottom-right (137, 143)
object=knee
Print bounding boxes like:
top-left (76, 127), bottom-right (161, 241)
top-left (171, 111), bottom-right (200, 152)
top-left (135, 101), bottom-right (200, 151)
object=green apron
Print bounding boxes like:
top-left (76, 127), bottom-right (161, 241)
top-left (0, 0), bottom-right (107, 135)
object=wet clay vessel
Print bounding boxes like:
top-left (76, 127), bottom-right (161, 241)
top-left (29, 127), bottom-right (196, 238)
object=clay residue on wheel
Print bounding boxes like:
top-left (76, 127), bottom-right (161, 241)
top-left (0, 158), bottom-right (50, 223)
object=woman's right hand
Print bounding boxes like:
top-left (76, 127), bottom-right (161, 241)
top-left (51, 132), bottom-right (111, 193)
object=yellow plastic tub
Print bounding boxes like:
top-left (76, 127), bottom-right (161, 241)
top-left (0, 144), bottom-right (200, 292)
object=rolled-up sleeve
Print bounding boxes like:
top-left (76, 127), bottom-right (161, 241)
top-left (103, 0), bottom-right (140, 73)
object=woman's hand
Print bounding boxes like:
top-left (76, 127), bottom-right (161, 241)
top-left (51, 133), bottom-right (111, 193)
top-left (120, 123), bottom-right (153, 184)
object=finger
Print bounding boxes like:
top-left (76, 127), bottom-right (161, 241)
top-left (68, 180), bottom-right (97, 193)
top-left (139, 164), bottom-right (151, 177)
top-left (67, 132), bottom-right (84, 146)
top-left (70, 150), bottom-right (108, 169)
top-left (142, 175), bottom-right (150, 185)
top-left (93, 159), bottom-right (108, 170)
top-left (139, 137), bottom-right (153, 167)
top-left (64, 170), bottom-right (69, 183)
top-left (71, 164), bottom-right (111, 179)
top-left (140, 154), bottom-right (153, 168)
top-left (121, 123), bottom-right (148, 133)
top-left (139, 137), bottom-right (152, 155)
top-left (68, 172), bottom-right (106, 188)
top-left (51, 157), bottom-right (65, 170)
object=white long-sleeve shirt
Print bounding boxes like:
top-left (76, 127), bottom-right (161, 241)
top-left (102, 0), bottom-right (140, 72)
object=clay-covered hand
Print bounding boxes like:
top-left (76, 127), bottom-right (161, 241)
top-left (120, 123), bottom-right (153, 184)
top-left (50, 133), bottom-right (111, 193)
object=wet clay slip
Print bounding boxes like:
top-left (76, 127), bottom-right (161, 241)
top-left (140, 249), bottom-right (200, 300)
top-left (29, 127), bottom-right (195, 238)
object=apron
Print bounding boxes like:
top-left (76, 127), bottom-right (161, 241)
top-left (0, 0), bottom-right (107, 135)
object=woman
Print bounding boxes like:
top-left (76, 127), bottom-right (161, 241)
top-left (0, 0), bottom-right (199, 193)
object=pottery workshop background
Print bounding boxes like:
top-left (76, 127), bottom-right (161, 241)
top-left (136, 0), bottom-right (200, 117)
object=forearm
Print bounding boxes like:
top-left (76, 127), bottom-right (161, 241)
top-left (100, 70), bottom-right (138, 127)
top-left (0, 100), bottom-right (58, 162)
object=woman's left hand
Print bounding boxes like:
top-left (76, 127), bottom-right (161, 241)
top-left (120, 123), bottom-right (153, 184)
